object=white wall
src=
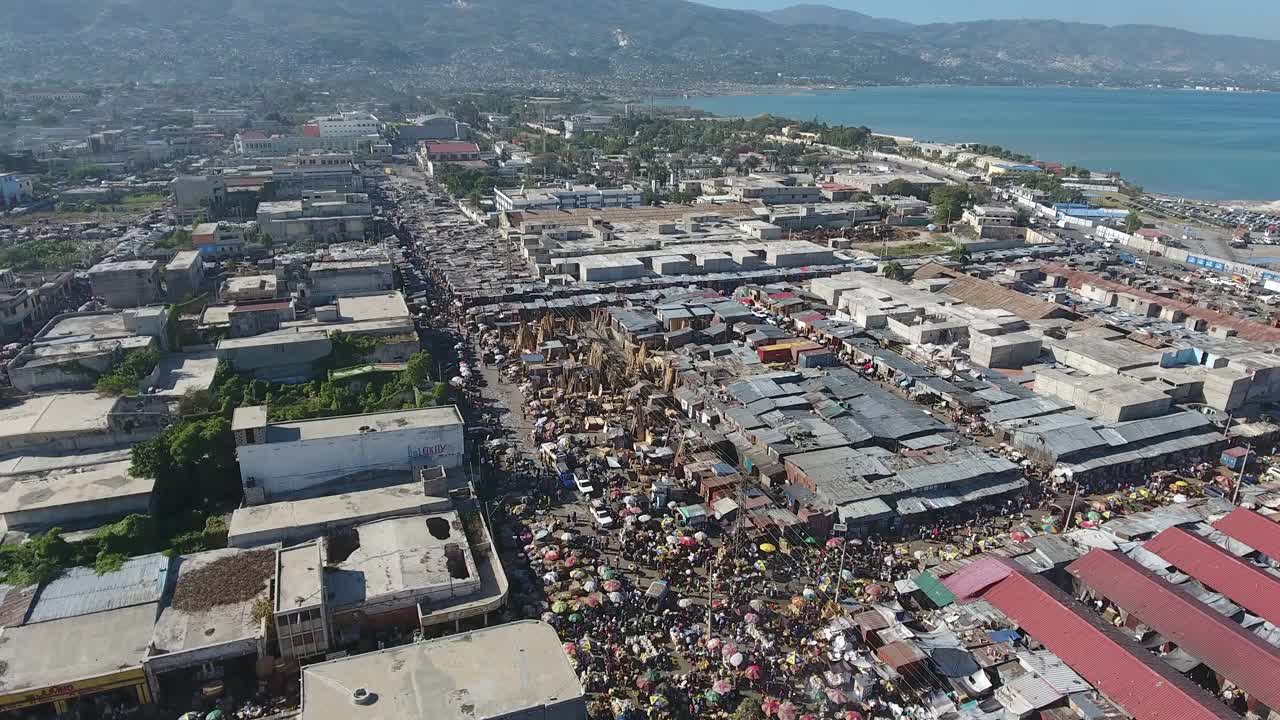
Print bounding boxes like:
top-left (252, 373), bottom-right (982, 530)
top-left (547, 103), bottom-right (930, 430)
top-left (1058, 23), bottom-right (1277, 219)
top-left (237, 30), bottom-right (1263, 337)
top-left (238, 422), bottom-right (464, 503)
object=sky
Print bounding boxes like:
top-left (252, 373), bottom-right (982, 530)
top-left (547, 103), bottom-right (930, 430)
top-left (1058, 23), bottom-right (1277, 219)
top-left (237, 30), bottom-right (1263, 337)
top-left (693, 0), bottom-right (1280, 40)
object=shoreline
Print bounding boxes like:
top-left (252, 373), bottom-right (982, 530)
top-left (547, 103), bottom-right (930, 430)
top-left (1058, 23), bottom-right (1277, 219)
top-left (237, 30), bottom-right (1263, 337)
top-left (646, 88), bottom-right (1280, 208)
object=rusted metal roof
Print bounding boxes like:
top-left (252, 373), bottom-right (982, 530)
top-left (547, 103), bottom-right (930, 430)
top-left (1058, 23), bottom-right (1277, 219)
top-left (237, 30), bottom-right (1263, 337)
top-left (1041, 262), bottom-right (1280, 343)
top-left (915, 262), bottom-right (1074, 321)
top-left (1146, 527), bottom-right (1280, 628)
top-left (972, 564), bottom-right (1236, 720)
top-left (942, 555), bottom-right (1017, 600)
top-left (1214, 507), bottom-right (1280, 562)
top-left (1067, 548), bottom-right (1280, 710)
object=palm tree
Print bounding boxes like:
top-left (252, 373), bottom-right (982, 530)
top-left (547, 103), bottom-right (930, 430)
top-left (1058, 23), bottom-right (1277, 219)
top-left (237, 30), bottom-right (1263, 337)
top-left (950, 243), bottom-right (972, 267)
top-left (883, 261), bottom-right (906, 281)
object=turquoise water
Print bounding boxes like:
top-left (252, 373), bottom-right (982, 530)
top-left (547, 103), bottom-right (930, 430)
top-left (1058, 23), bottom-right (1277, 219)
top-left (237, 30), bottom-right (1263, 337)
top-left (656, 86), bottom-right (1280, 202)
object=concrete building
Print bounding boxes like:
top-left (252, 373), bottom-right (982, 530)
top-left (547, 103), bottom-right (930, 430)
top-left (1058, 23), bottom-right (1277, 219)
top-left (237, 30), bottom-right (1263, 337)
top-left (0, 172), bottom-right (34, 205)
top-left (0, 268), bottom-right (75, 343)
top-left (308, 257), bottom-right (394, 302)
top-left (393, 115), bottom-right (469, 149)
top-left (961, 204), bottom-right (1023, 239)
top-left (232, 405), bottom-right (466, 503)
top-left (0, 456), bottom-right (152, 533)
top-left (220, 274), bottom-right (279, 303)
top-left (163, 250), bottom-right (204, 301)
top-left (227, 479), bottom-right (453, 548)
top-left (299, 621), bottom-right (585, 720)
top-left (969, 332), bottom-right (1042, 369)
top-left (192, 108), bottom-right (248, 129)
top-left (235, 131), bottom-right (387, 158)
top-left (495, 184), bottom-right (644, 212)
top-left (217, 331), bottom-right (332, 383)
top-left (228, 300), bottom-right (295, 337)
top-left (707, 174), bottom-right (823, 205)
top-left (88, 260), bottom-right (161, 308)
top-left (169, 175), bottom-right (226, 225)
top-left (311, 111), bottom-right (380, 138)
top-left (6, 308), bottom-right (168, 393)
top-left (256, 191), bottom-right (373, 245)
top-left (191, 221), bottom-right (248, 258)
top-left (0, 391), bottom-right (168, 456)
top-left (1034, 368), bottom-right (1172, 423)
top-left (274, 541), bottom-right (331, 659)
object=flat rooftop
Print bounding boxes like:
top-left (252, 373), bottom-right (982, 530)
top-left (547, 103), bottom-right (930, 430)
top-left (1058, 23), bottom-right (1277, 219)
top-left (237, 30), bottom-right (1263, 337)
top-left (263, 406), bottom-right (464, 444)
top-left (0, 602), bottom-right (155, 691)
top-left (328, 512), bottom-right (480, 609)
top-left (0, 393), bottom-right (116, 440)
top-left (37, 311), bottom-right (132, 341)
top-left (309, 259), bottom-right (391, 272)
top-left (0, 458), bottom-right (151, 518)
top-left (89, 260), bottom-right (158, 274)
top-left (336, 292), bottom-right (410, 323)
top-left (228, 482), bottom-right (450, 545)
top-left (276, 541), bottom-right (324, 613)
top-left (149, 548), bottom-right (272, 656)
top-left (300, 621), bottom-right (583, 720)
top-left (150, 350), bottom-right (220, 397)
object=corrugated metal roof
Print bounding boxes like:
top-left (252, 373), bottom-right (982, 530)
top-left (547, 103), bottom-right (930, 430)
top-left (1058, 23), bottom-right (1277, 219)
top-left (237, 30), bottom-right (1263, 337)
top-left (943, 556), bottom-right (1017, 601)
top-left (1067, 548), bottom-right (1280, 710)
top-left (1214, 508), bottom-right (1280, 563)
top-left (1146, 527), bottom-right (1280, 628)
top-left (995, 672), bottom-right (1063, 712)
top-left (973, 565), bottom-right (1236, 720)
top-left (0, 584), bottom-right (37, 627)
top-left (1016, 650), bottom-right (1090, 695)
top-left (26, 553), bottom-right (169, 624)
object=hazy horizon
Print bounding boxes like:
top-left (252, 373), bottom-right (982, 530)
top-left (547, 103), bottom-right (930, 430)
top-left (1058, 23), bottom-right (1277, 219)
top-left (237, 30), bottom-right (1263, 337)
top-left (695, 0), bottom-right (1280, 41)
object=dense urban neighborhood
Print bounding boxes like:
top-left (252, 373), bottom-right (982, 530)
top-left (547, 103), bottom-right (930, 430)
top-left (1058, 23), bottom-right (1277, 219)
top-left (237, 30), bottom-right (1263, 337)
top-left (2, 47), bottom-right (1280, 720)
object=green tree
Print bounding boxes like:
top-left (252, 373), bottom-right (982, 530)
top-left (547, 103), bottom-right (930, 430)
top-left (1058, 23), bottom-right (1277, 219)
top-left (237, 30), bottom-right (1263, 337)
top-left (930, 184), bottom-right (978, 226)
top-left (950, 243), bottom-right (972, 267)
top-left (0, 528), bottom-right (75, 585)
top-left (883, 179), bottom-right (926, 200)
top-left (404, 351), bottom-right (433, 387)
top-left (1125, 210), bottom-right (1143, 234)
top-left (732, 698), bottom-right (764, 720)
top-left (883, 261), bottom-right (906, 281)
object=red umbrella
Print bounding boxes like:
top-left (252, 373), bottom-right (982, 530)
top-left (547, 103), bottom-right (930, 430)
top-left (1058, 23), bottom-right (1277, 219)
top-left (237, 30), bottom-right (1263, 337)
top-left (825, 687), bottom-right (849, 704)
top-left (712, 679), bottom-right (733, 694)
top-left (826, 537), bottom-right (844, 548)
top-left (761, 697), bottom-right (781, 717)
top-left (544, 550), bottom-right (560, 562)
top-left (778, 701), bottom-right (799, 720)
top-left (743, 664), bottom-right (763, 681)
top-left (1010, 530), bottom-right (1029, 542)
top-left (602, 579), bottom-right (622, 592)
top-left (843, 712), bottom-right (863, 720)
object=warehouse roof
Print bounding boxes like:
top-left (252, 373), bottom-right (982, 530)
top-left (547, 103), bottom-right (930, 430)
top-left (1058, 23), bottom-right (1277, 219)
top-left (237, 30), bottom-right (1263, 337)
top-left (949, 557), bottom-right (1235, 720)
top-left (301, 621), bottom-right (583, 720)
top-left (0, 458), bottom-right (151, 521)
top-left (229, 482), bottom-right (451, 545)
top-left (1214, 508), bottom-right (1280, 562)
top-left (1067, 548), bottom-right (1280, 709)
top-left (0, 602), bottom-right (155, 692)
top-left (0, 393), bottom-right (117, 440)
top-left (1144, 526), bottom-right (1280, 628)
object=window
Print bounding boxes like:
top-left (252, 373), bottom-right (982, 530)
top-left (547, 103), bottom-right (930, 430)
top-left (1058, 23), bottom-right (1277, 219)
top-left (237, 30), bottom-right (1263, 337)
top-left (301, 632), bottom-right (314, 645)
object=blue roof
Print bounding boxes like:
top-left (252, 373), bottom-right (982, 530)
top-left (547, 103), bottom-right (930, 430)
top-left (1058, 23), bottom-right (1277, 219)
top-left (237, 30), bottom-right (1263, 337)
top-left (27, 553), bottom-right (170, 623)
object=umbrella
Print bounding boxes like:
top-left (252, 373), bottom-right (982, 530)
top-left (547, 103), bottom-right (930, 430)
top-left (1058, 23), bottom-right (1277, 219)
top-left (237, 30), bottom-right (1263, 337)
top-left (561, 532), bottom-right (575, 542)
top-left (638, 514), bottom-right (652, 523)
top-left (541, 612), bottom-right (556, 623)
top-left (534, 529), bottom-right (551, 541)
top-left (761, 697), bottom-right (781, 717)
top-left (624, 495), bottom-right (639, 505)
top-left (759, 543), bottom-right (777, 553)
top-left (600, 567), bottom-right (617, 580)
top-left (825, 688), bottom-right (849, 704)
top-left (749, 599), bottom-right (765, 611)
top-left (608, 591), bottom-right (625, 603)
top-left (729, 652), bottom-right (745, 667)
top-left (603, 579), bottom-right (623, 592)
top-left (583, 579), bottom-right (599, 592)
top-left (703, 690), bottom-right (723, 704)
top-left (1010, 530), bottom-right (1028, 542)
top-left (802, 587), bottom-right (817, 599)
top-left (842, 712), bottom-right (862, 720)
top-left (564, 555), bottom-right (578, 568)
top-left (694, 531), bottom-right (707, 542)
top-left (754, 560), bottom-right (768, 572)
top-left (778, 701), bottom-right (799, 720)
top-left (706, 638), bottom-right (722, 651)
top-left (636, 676), bottom-right (654, 690)
top-left (563, 642), bottom-right (578, 655)
top-left (569, 569), bottom-right (586, 579)
top-left (678, 536), bottom-right (698, 547)
top-left (205, 712), bottom-right (223, 720)
top-left (826, 537), bottom-right (844, 548)
top-left (552, 601), bottom-right (569, 614)
top-left (581, 594), bottom-right (602, 608)
top-left (542, 572), bottom-right (558, 584)
top-left (677, 598), bottom-right (696, 608)
top-left (568, 613), bottom-right (583, 623)
top-left (649, 695), bottom-right (669, 709)
top-left (721, 642), bottom-right (739, 658)
top-left (744, 612), bottom-right (760, 624)
top-left (712, 679), bottom-right (733, 694)
top-left (743, 664), bottom-right (763, 681)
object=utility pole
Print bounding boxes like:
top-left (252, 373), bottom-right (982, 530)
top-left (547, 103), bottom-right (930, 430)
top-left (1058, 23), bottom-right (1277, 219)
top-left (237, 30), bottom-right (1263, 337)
top-left (1232, 443), bottom-right (1253, 506)
top-left (705, 559), bottom-right (715, 637)
top-left (833, 538), bottom-right (849, 605)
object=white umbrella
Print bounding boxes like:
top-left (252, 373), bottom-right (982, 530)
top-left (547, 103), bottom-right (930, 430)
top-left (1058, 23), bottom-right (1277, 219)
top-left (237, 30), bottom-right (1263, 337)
top-left (677, 598), bottom-right (696, 608)
top-left (638, 515), bottom-right (652, 523)
top-left (693, 531), bottom-right (707, 542)
top-left (561, 532), bottom-right (575, 542)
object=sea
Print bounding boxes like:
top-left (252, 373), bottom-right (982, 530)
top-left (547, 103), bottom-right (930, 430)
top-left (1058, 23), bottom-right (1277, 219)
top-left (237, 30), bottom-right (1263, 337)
top-left (655, 86), bottom-right (1280, 203)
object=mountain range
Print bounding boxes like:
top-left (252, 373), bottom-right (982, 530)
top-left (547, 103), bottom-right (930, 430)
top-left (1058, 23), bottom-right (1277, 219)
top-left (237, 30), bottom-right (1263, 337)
top-left (3, 0), bottom-right (1279, 89)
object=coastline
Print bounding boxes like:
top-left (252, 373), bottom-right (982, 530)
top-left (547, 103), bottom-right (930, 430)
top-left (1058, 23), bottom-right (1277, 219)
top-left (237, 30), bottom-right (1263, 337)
top-left (647, 86), bottom-right (1280, 206)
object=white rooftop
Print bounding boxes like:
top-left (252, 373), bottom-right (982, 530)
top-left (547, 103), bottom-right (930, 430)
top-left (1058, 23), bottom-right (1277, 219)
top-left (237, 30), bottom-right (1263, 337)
top-left (300, 621), bottom-right (584, 720)
top-left (263, 406), bottom-right (463, 444)
top-left (0, 393), bottom-right (117, 441)
top-left (0, 458), bottom-right (151, 517)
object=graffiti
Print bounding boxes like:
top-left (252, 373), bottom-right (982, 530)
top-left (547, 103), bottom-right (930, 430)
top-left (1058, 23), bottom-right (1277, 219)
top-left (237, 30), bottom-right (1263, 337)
top-left (408, 443), bottom-right (452, 459)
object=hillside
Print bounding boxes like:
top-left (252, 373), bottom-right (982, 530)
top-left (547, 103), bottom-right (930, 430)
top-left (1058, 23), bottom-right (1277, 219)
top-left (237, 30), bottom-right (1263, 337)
top-left (753, 4), bottom-right (914, 34)
top-left (3, 0), bottom-right (1279, 89)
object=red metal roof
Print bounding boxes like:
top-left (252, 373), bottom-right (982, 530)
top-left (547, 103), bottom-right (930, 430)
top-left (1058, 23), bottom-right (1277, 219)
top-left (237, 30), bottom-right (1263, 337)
top-left (1145, 527), bottom-right (1280, 628)
top-left (423, 141), bottom-right (480, 154)
top-left (1213, 508), bottom-right (1280, 561)
top-left (942, 555), bottom-right (1017, 600)
top-left (1067, 548), bottom-right (1280, 710)
top-left (971, 565), bottom-right (1235, 720)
